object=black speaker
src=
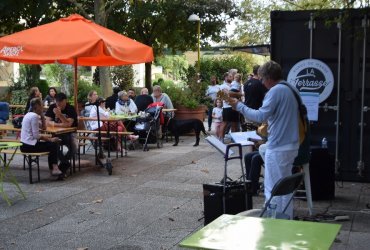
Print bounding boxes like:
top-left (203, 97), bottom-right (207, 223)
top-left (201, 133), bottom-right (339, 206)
top-left (203, 182), bottom-right (253, 225)
top-left (309, 148), bottom-right (335, 200)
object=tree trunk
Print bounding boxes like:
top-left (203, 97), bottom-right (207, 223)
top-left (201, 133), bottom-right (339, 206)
top-left (99, 66), bottom-right (111, 97)
top-left (94, 0), bottom-right (111, 97)
top-left (145, 62), bottom-right (152, 93)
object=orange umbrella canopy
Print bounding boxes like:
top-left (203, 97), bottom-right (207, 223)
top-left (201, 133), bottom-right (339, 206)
top-left (0, 14), bottom-right (154, 65)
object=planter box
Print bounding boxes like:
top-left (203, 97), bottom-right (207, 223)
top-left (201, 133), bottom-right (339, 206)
top-left (174, 105), bottom-right (206, 121)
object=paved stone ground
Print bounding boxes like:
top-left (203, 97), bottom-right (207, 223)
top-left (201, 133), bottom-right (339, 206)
top-left (0, 133), bottom-right (369, 250)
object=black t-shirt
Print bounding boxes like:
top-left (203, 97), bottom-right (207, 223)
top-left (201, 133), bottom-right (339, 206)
top-left (135, 95), bottom-right (153, 112)
top-left (45, 103), bottom-right (78, 127)
top-left (105, 94), bottom-right (118, 110)
top-left (243, 78), bottom-right (268, 110)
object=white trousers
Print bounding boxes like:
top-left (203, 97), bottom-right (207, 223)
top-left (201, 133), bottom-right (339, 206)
top-left (264, 149), bottom-right (298, 219)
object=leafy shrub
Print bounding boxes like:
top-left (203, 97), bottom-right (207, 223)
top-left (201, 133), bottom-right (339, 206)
top-left (156, 77), bottom-right (208, 109)
top-left (36, 79), bottom-right (50, 97)
top-left (191, 54), bottom-right (252, 83)
top-left (76, 79), bottom-right (102, 104)
top-left (110, 65), bottom-right (134, 90)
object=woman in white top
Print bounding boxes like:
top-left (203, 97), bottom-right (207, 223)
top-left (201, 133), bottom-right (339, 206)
top-left (83, 90), bottom-right (99, 117)
top-left (115, 90), bottom-right (138, 115)
top-left (20, 98), bottom-right (62, 176)
top-left (90, 98), bottom-right (137, 151)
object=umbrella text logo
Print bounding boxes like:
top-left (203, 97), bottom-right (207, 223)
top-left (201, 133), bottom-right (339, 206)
top-left (0, 46), bottom-right (23, 56)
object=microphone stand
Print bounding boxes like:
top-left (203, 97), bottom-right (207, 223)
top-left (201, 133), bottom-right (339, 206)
top-left (95, 102), bottom-right (104, 161)
top-left (87, 101), bottom-right (113, 174)
top-left (87, 101), bottom-right (104, 165)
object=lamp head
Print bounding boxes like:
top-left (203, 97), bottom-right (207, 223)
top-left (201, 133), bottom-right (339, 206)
top-left (188, 14), bottom-right (200, 22)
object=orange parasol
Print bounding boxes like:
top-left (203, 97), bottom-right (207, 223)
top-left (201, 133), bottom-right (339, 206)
top-left (0, 14), bottom-right (153, 109)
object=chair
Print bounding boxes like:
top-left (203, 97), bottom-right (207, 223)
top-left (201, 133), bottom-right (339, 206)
top-left (0, 102), bottom-right (9, 124)
top-left (238, 172), bottom-right (304, 219)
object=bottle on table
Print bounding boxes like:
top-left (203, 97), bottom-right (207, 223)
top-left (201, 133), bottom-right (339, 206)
top-left (321, 137), bottom-right (328, 148)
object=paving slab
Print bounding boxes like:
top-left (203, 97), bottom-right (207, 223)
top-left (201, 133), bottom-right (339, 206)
top-left (0, 133), bottom-right (369, 250)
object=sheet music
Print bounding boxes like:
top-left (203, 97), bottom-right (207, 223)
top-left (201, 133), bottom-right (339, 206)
top-left (229, 131), bottom-right (261, 146)
top-left (205, 136), bottom-right (234, 156)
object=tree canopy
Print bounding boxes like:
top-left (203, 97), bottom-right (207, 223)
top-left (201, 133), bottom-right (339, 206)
top-left (231, 0), bottom-right (370, 46)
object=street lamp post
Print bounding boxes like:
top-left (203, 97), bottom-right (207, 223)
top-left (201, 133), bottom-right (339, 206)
top-left (188, 14), bottom-right (201, 73)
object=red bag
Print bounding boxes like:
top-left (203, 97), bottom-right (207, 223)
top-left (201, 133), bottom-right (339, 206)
top-left (146, 102), bottom-right (165, 125)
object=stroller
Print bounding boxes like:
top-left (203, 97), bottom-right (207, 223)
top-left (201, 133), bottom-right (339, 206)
top-left (134, 102), bottom-right (164, 151)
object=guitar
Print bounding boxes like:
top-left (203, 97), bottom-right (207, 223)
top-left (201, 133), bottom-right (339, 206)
top-left (216, 90), bottom-right (242, 102)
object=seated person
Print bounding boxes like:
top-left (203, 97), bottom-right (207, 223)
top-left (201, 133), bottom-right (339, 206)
top-left (20, 98), bottom-right (62, 176)
top-left (89, 98), bottom-right (138, 151)
top-left (151, 85), bottom-right (174, 137)
top-left (115, 90), bottom-right (138, 115)
top-left (115, 90), bottom-right (138, 132)
top-left (128, 88), bottom-right (137, 101)
top-left (151, 85), bottom-right (174, 114)
top-left (244, 141), bottom-right (266, 195)
top-left (25, 87), bottom-right (42, 114)
top-left (45, 93), bottom-right (78, 166)
top-left (105, 86), bottom-right (121, 111)
top-left (244, 151), bottom-right (264, 195)
top-left (82, 90), bottom-right (99, 117)
top-left (44, 87), bottom-right (57, 106)
top-left (135, 88), bottom-right (153, 112)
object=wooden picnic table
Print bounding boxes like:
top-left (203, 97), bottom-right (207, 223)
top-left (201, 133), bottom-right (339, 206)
top-left (9, 104), bottom-right (26, 109)
top-left (162, 108), bottom-right (177, 112)
top-left (78, 115), bottom-right (137, 158)
top-left (44, 126), bottom-right (77, 135)
top-left (0, 124), bottom-right (76, 135)
top-left (78, 114), bottom-right (139, 122)
top-left (9, 104), bottom-right (49, 111)
top-left (0, 124), bottom-right (21, 132)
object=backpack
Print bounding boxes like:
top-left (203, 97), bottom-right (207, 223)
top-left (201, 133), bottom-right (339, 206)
top-left (12, 115), bottom-right (24, 129)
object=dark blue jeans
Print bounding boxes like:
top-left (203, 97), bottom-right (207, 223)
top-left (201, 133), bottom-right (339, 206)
top-left (244, 151), bottom-right (264, 194)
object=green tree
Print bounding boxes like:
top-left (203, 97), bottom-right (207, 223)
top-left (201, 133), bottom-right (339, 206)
top-left (67, 0), bottom-right (123, 97)
top-left (110, 65), bottom-right (135, 90)
top-left (155, 55), bottom-right (189, 82)
top-left (108, 0), bottom-right (240, 91)
top-left (232, 0), bottom-right (369, 45)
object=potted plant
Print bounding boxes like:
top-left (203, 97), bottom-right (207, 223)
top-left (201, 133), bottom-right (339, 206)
top-left (160, 75), bottom-right (209, 121)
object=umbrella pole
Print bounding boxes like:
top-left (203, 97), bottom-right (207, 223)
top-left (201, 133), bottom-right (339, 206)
top-left (74, 58), bottom-right (78, 114)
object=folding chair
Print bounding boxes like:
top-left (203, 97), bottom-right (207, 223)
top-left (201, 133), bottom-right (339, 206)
top-left (238, 172), bottom-right (304, 219)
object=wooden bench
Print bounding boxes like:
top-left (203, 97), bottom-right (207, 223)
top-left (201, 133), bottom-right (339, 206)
top-left (0, 138), bottom-right (20, 143)
top-left (1, 149), bottom-right (49, 184)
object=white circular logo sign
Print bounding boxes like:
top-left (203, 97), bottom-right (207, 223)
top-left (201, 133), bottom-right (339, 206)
top-left (287, 59), bottom-right (334, 103)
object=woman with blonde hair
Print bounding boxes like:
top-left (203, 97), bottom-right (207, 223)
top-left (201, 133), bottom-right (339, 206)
top-left (82, 90), bottom-right (98, 117)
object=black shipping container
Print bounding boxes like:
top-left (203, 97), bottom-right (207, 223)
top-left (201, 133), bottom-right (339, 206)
top-left (271, 9), bottom-right (370, 182)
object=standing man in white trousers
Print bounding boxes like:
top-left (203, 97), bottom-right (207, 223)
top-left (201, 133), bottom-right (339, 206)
top-left (229, 61), bottom-right (299, 218)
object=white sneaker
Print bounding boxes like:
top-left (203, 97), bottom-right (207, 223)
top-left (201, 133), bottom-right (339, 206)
top-left (51, 168), bottom-right (62, 176)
